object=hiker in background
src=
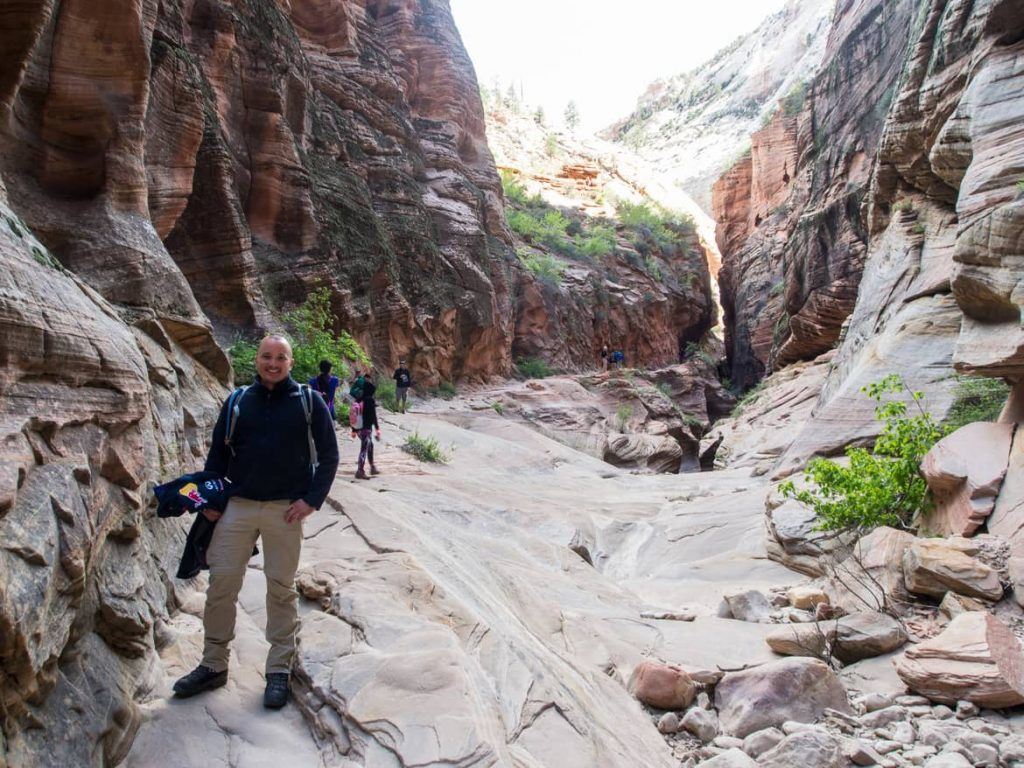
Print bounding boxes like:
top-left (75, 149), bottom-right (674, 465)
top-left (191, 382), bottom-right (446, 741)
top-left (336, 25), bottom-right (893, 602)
top-left (392, 358), bottom-right (412, 414)
top-left (600, 344), bottom-right (609, 371)
top-left (614, 350), bottom-right (625, 369)
top-left (352, 371), bottom-right (381, 479)
top-left (309, 360), bottom-right (340, 421)
top-left (172, 335), bottom-right (338, 709)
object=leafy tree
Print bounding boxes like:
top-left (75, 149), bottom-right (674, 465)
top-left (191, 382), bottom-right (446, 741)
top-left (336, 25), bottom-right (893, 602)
top-left (533, 106), bottom-right (545, 125)
top-left (544, 133), bottom-right (559, 157)
top-left (780, 375), bottom-right (945, 532)
top-left (564, 100), bottom-right (580, 130)
top-left (505, 84), bottom-right (520, 113)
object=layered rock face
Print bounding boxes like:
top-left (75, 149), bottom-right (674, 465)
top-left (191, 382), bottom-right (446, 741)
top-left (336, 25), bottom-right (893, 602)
top-left (713, 0), bottom-right (919, 389)
top-left (1, 0), bottom-right (514, 384)
top-left (0, 181), bottom-right (223, 765)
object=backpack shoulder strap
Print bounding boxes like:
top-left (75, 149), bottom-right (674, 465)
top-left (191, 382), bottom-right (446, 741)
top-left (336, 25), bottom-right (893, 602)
top-left (297, 384), bottom-right (319, 471)
top-left (224, 386), bottom-right (250, 455)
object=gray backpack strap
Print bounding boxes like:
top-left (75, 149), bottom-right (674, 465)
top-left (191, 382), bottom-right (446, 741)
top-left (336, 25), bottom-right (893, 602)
top-left (224, 386), bottom-right (250, 456)
top-left (297, 384), bottom-right (319, 471)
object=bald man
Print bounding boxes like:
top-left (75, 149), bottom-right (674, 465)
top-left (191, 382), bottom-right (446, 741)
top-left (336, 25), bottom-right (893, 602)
top-left (173, 335), bottom-right (339, 709)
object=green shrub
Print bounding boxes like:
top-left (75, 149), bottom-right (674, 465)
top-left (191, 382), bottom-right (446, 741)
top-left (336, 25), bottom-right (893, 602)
top-left (616, 404), bottom-right (633, 432)
top-left (337, 400), bottom-right (350, 424)
top-left (545, 134), bottom-right (559, 157)
top-left (944, 375), bottom-right (1009, 431)
top-left (1016, 179), bottom-right (1024, 197)
top-left (518, 250), bottom-right (565, 286)
top-left (283, 286), bottom-right (369, 383)
top-left (437, 381), bottom-right (457, 399)
top-left (376, 378), bottom-right (399, 413)
top-left (644, 256), bottom-right (663, 281)
top-left (780, 375), bottom-right (945, 532)
top-left (733, 381), bottom-right (766, 415)
top-left (893, 198), bottom-right (914, 212)
top-left (403, 432), bottom-right (448, 464)
top-left (684, 341), bottom-right (714, 366)
top-left (575, 224), bottom-right (616, 259)
top-left (911, 222), bottom-right (926, 235)
top-left (501, 169), bottom-right (529, 205)
top-left (781, 81), bottom-right (807, 117)
top-left (491, 401), bottom-right (504, 415)
top-left (615, 200), bottom-right (695, 254)
top-left (517, 357), bottom-right (553, 379)
top-left (229, 338), bottom-right (259, 384)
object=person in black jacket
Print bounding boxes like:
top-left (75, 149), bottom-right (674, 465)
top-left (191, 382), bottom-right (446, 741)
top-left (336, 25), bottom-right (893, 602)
top-left (172, 335), bottom-right (339, 709)
top-left (392, 359), bottom-right (412, 413)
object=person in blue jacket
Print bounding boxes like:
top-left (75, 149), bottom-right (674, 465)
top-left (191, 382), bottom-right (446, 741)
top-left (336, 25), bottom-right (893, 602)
top-left (309, 359), bottom-right (340, 420)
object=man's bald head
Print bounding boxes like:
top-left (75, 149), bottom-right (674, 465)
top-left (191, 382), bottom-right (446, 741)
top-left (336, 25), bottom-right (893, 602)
top-left (256, 335), bottom-right (294, 388)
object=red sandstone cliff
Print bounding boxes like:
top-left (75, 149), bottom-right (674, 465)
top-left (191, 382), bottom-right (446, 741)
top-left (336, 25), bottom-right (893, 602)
top-left (1, 0), bottom-right (514, 387)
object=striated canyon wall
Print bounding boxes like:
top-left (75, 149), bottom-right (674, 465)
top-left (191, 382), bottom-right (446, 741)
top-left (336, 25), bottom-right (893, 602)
top-left (1, 0), bottom-right (515, 386)
top-left (713, 0), bottom-right (1024, 469)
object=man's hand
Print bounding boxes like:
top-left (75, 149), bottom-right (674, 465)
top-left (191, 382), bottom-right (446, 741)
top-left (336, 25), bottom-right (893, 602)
top-left (202, 509), bottom-right (222, 522)
top-left (284, 499), bottom-right (316, 524)
top-left (374, 429), bottom-right (381, 442)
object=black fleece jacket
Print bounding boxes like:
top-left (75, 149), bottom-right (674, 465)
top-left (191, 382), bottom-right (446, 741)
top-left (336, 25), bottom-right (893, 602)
top-left (205, 377), bottom-right (339, 509)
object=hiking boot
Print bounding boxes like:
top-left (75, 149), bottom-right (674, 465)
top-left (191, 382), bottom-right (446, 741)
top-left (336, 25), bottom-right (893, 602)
top-left (370, 465), bottom-right (380, 475)
top-left (355, 469), bottom-right (369, 479)
top-left (263, 672), bottom-right (290, 709)
top-left (172, 665), bottom-right (227, 698)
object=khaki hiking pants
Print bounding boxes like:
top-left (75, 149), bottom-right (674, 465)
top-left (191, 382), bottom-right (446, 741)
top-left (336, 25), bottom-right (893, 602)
top-left (201, 497), bottom-right (302, 674)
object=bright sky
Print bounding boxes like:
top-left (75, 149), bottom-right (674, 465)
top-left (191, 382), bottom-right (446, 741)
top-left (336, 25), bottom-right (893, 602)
top-left (450, 0), bottom-right (789, 133)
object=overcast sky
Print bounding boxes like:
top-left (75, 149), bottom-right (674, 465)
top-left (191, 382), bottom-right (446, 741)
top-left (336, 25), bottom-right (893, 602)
top-left (450, 0), bottom-right (790, 133)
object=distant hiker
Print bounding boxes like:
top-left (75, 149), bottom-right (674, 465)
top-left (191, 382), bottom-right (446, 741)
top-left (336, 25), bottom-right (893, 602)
top-left (613, 350), bottom-right (625, 369)
top-left (600, 345), bottom-right (609, 371)
top-left (393, 359), bottom-right (412, 413)
top-left (309, 360), bottom-right (340, 420)
top-left (352, 372), bottom-right (381, 479)
top-left (172, 335), bottom-right (339, 710)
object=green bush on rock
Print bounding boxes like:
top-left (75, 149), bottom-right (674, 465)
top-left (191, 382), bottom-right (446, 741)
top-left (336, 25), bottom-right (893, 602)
top-left (780, 375), bottom-right (945, 533)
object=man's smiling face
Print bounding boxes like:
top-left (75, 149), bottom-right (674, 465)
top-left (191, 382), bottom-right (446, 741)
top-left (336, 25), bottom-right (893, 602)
top-left (256, 337), bottom-right (293, 387)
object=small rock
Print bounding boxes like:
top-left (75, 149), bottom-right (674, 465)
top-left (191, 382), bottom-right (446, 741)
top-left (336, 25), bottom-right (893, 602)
top-left (711, 736), bottom-right (744, 750)
top-left (895, 695), bottom-right (932, 707)
top-left (891, 721), bottom-right (916, 745)
top-left (856, 693), bottom-right (895, 713)
top-left (954, 701), bottom-right (978, 719)
top-left (628, 661), bottom-right (697, 710)
top-left (742, 727), bottom-right (784, 758)
top-left (860, 706), bottom-right (910, 729)
top-left (788, 585), bottom-right (831, 610)
top-left (722, 589), bottom-right (773, 623)
top-left (922, 754), bottom-right (971, 768)
top-left (682, 707), bottom-right (719, 743)
top-left (967, 742), bottom-right (997, 766)
top-left (874, 739), bottom-right (902, 754)
top-left (931, 705), bottom-right (954, 719)
top-left (696, 747), bottom-right (757, 767)
top-left (844, 737), bottom-right (885, 766)
top-left (778, 607), bottom-right (815, 623)
top-left (696, 691), bottom-right (711, 710)
top-left (1000, 735), bottom-right (1024, 762)
top-left (938, 592), bottom-right (989, 619)
top-left (658, 712), bottom-right (681, 734)
top-left (758, 730), bottom-right (844, 768)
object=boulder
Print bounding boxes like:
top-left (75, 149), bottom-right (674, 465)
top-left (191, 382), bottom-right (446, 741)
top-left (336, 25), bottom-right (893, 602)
top-left (895, 612), bottom-right (1024, 708)
top-left (757, 730), bottom-right (844, 768)
top-left (988, 424), bottom-right (1024, 546)
top-left (627, 661), bottom-right (697, 710)
top-left (765, 623), bottom-right (829, 658)
top-left (765, 497), bottom-right (852, 577)
top-left (721, 590), bottom-right (773, 623)
top-left (787, 586), bottom-right (830, 610)
top-left (831, 612), bottom-right (908, 663)
top-left (1010, 550), bottom-right (1024, 608)
top-left (715, 658), bottom-right (851, 738)
top-left (902, 539), bottom-right (1003, 601)
top-left (825, 527), bottom-right (916, 616)
top-left (920, 422), bottom-right (1013, 536)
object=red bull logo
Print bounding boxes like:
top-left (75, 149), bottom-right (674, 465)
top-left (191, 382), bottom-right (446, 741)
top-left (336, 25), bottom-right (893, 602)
top-left (179, 482), bottom-right (208, 507)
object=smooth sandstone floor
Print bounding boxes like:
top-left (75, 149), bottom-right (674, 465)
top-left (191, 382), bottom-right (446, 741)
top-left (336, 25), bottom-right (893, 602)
top-left (128, 403), bottom-right (798, 767)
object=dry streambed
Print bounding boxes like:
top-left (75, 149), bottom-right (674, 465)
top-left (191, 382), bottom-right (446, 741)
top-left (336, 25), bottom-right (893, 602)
top-left (128, 401), bottom-right (1023, 767)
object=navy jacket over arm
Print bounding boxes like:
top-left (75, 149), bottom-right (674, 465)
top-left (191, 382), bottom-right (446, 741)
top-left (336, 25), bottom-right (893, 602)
top-left (206, 377), bottom-right (340, 509)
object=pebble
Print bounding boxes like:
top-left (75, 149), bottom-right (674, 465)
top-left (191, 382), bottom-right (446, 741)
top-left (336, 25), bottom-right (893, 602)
top-left (954, 701), bottom-right (978, 720)
top-left (682, 707), bottom-right (719, 743)
top-left (857, 693), bottom-right (895, 713)
top-left (930, 705), bottom-right (954, 720)
top-left (892, 721), bottom-right (916, 745)
top-left (861, 706), bottom-right (910, 729)
top-left (696, 691), bottom-right (712, 710)
top-left (710, 735), bottom-right (743, 750)
top-left (657, 712), bottom-right (680, 734)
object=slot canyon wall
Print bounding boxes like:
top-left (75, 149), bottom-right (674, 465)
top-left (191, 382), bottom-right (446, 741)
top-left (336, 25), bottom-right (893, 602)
top-left (712, 0), bottom-right (1024, 468)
